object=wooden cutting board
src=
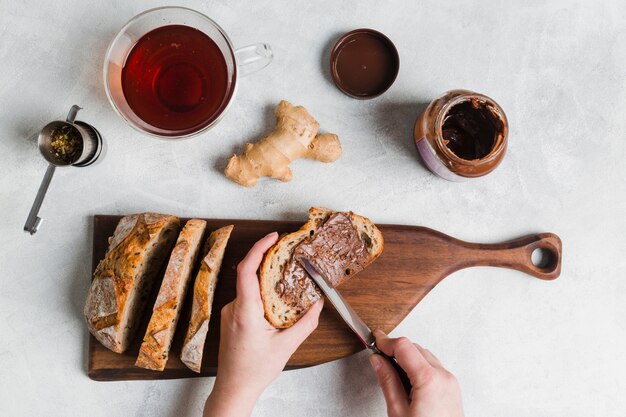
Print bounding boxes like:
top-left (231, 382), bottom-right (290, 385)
top-left (88, 215), bottom-right (562, 381)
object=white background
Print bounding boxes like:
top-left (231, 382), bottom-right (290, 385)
top-left (1, 1), bottom-right (625, 416)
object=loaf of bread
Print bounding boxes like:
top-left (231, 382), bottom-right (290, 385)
top-left (260, 208), bottom-right (383, 328)
top-left (84, 213), bottom-right (180, 353)
top-left (136, 219), bottom-right (207, 371)
top-left (181, 225), bottom-right (234, 373)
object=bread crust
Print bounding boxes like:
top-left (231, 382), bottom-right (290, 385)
top-left (136, 219), bottom-right (207, 371)
top-left (84, 213), bottom-right (180, 353)
top-left (181, 225), bottom-right (234, 373)
top-left (260, 208), bottom-right (383, 328)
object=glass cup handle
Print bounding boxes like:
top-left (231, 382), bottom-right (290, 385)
top-left (235, 43), bottom-right (273, 77)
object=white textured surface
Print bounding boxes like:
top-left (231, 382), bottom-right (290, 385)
top-left (1, 1), bottom-right (625, 416)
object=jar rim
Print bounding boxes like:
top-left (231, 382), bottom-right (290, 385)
top-left (433, 92), bottom-right (508, 166)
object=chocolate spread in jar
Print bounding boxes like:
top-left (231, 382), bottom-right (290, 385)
top-left (414, 90), bottom-right (508, 180)
top-left (442, 99), bottom-right (503, 160)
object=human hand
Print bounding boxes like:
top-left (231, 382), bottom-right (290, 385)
top-left (204, 232), bottom-right (324, 417)
top-left (369, 331), bottom-right (464, 417)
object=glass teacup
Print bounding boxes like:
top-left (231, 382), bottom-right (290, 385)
top-left (104, 6), bottom-right (273, 139)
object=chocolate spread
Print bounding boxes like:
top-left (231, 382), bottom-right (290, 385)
top-left (275, 255), bottom-right (321, 312)
top-left (276, 213), bottom-right (371, 313)
top-left (275, 212), bottom-right (371, 311)
top-left (442, 98), bottom-right (503, 160)
top-left (332, 30), bottom-right (399, 98)
top-left (294, 212), bottom-right (369, 287)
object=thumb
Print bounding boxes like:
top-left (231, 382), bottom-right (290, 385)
top-left (280, 298), bottom-right (324, 353)
top-left (369, 354), bottom-right (410, 417)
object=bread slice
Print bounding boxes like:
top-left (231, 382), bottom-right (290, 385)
top-left (84, 213), bottom-right (180, 353)
top-left (260, 208), bottom-right (383, 328)
top-left (136, 219), bottom-right (207, 371)
top-left (181, 225), bottom-right (234, 373)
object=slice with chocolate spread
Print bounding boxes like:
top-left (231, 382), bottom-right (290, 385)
top-left (294, 212), bottom-right (371, 287)
top-left (260, 208), bottom-right (383, 328)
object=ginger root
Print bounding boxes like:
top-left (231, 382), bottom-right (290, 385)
top-left (224, 100), bottom-right (341, 187)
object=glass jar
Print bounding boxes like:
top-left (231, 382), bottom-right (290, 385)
top-left (413, 89), bottom-right (508, 181)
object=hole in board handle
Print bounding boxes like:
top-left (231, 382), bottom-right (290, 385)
top-left (531, 247), bottom-right (557, 271)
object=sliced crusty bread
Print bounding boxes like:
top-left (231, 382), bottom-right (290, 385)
top-left (181, 225), bottom-right (234, 373)
top-left (136, 219), bottom-right (207, 371)
top-left (260, 207), bottom-right (383, 328)
top-left (84, 213), bottom-right (180, 353)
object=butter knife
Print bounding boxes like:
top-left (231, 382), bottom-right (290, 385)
top-left (298, 257), bottom-right (412, 394)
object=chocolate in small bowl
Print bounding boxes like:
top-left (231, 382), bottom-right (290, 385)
top-left (330, 29), bottom-right (399, 99)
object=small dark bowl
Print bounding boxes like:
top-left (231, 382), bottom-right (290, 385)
top-left (330, 28), bottom-right (400, 99)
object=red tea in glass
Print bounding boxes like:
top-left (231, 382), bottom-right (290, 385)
top-left (104, 7), bottom-right (273, 138)
top-left (121, 25), bottom-right (229, 132)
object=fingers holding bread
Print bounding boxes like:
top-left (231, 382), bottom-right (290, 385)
top-left (236, 231), bottom-right (278, 305)
top-left (280, 298), bottom-right (324, 353)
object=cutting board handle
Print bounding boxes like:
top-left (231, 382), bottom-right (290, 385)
top-left (454, 233), bottom-right (562, 280)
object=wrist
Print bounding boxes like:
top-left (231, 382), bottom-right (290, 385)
top-left (205, 379), bottom-right (261, 417)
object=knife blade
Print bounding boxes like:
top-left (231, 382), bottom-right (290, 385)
top-left (298, 257), bottom-right (412, 394)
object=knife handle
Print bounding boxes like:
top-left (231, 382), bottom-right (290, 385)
top-left (372, 346), bottom-right (412, 395)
